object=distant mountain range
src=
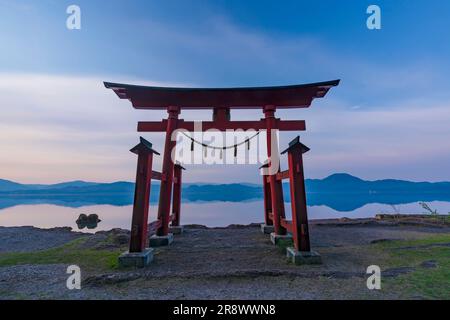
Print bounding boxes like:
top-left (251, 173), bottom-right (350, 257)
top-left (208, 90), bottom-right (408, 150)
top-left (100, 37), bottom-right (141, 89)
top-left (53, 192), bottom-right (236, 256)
top-left (1, 173), bottom-right (450, 211)
top-left (0, 179), bottom-right (99, 192)
top-left (306, 173), bottom-right (450, 194)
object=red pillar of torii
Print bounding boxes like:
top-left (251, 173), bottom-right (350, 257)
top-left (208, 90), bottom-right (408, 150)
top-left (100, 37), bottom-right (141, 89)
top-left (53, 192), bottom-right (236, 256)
top-left (106, 80), bottom-right (339, 266)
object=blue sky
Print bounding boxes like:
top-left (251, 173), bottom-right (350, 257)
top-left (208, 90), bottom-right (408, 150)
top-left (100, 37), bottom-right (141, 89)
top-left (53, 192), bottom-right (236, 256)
top-left (1, 0), bottom-right (450, 183)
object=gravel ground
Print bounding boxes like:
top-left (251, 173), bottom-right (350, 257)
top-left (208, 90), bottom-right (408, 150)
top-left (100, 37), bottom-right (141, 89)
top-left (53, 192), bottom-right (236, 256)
top-left (0, 226), bottom-right (85, 253)
top-left (0, 220), bottom-right (449, 300)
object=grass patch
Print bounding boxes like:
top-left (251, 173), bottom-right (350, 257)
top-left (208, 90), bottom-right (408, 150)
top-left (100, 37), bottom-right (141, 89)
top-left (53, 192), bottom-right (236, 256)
top-left (0, 238), bottom-right (121, 271)
top-left (373, 234), bottom-right (450, 299)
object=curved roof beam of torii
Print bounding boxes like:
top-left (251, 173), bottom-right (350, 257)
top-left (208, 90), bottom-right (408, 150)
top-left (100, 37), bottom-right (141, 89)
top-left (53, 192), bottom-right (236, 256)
top-left (104, 79), bottom-right (340, 110)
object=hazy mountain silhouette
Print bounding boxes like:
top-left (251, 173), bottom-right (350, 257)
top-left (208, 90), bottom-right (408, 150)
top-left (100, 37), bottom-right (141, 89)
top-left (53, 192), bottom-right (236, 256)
top-left (306, 173), bottom-right (450, 194)
top-left (1, 173), bottom-right (450, 211)
top-left (0, 179), bottom-right (99, 192)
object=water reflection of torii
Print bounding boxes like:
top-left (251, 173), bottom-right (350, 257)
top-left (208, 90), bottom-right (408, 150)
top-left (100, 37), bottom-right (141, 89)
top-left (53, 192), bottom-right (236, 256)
top-left (104, 80), bottom-right (339, 267)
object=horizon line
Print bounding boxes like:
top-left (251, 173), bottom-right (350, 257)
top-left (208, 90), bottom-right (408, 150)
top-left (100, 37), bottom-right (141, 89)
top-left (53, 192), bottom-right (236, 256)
top-left (2, 173), bottom-right (450, 186)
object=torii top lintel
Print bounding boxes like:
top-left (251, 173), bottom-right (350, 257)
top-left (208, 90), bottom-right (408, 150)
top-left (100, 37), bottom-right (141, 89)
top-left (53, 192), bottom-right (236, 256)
top-left (104, 80), bottom-right (340, 110)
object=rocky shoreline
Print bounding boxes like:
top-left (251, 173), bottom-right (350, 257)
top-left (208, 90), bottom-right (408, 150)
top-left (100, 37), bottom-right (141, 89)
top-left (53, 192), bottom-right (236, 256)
top-left (0, 217), bottom-right (449, 299)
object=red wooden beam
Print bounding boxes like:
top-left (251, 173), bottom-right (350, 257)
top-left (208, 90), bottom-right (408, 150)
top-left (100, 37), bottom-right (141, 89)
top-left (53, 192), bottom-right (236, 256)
top-left (264, 106), bottom-right (287, 236)
top-left (129, 137), bottom-right (159, 253)
top-left (138, 119), bottom-right (305, 132)
top-left (282, 136), bottom-right (311, 252)
top-left (262, 172), bottom-right (273, 227)
top-left (276, 170), bottom-right (290, 181)
top-left (171, 163), bottom-right (184, 227)
top-left (104, 80), bottom-right (340, 109)
top-left (156, 106), bottom-right (180, 236)
top-left (281, 219), bottom-right (293, 233)
top-left (151, 171), bottom-right (163, 181)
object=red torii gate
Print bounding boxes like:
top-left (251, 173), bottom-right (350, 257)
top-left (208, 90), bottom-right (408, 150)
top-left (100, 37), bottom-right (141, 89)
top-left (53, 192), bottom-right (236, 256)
top-left (105, 80), bottom-right (339, 267)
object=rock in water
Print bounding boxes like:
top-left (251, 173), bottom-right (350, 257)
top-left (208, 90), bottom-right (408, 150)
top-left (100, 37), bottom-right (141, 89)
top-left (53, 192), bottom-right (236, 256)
top-left (76, 213), bottom-right (101, 230)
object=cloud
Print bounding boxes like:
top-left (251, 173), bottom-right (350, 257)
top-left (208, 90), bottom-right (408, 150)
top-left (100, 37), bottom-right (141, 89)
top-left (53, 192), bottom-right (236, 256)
top-left (0, 73), bottom-right (175, 183)
top-left (1, 73), bottom-right (450, 184)
top-left (1, 17), bottom-right (450, 183)
top-left (301, 100), bottom-right (450, 181)
top-left (129, 15), bottom-right (449, 102)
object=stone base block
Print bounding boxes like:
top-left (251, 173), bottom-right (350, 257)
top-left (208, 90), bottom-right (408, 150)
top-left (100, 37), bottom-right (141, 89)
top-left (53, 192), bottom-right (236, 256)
top-left (286, 247), bottom-right (322, 265)
top-left (118, 248), bottom-right (154, 268)
top-left (149, 233), bottom-right (174, 247)
top-left (270, 232), bottom-right (293, 245)
top-left (260, 224), bottom-right (274, 234)
top-left (169, 225), bottom-right (184, 235)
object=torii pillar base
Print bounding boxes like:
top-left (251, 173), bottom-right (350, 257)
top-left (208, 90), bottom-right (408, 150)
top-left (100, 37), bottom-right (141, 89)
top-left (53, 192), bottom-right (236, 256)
top-left (286, 247), bottom-right (322, 265)
top-left (118, 248), bottom-right (154, 268)
top-left (260, 224), bottom-right (274, 234)
top-left (270, 232), bottom-right (293, 245)
top-left (149, 233), bottom-right (174, 247)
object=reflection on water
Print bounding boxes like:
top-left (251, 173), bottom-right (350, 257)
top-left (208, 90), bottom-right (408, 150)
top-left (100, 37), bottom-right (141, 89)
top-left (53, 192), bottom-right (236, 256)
top-left (0, 200), bottom-right (449, 233)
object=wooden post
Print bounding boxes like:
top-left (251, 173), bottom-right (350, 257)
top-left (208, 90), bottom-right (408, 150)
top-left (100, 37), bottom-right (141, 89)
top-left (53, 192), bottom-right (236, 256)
top-left (171, 163), bottom-right (185, 227)
top-left (262, 169), bottom-right (273, 226)
top-left (157, 106), bottom-right (180, 236)
top-left (264, 105), bottom-right (287, 235)
top-left (129, 137), bottom-right (160, 253)
top-left (282, 136), bottom-right (311, 252)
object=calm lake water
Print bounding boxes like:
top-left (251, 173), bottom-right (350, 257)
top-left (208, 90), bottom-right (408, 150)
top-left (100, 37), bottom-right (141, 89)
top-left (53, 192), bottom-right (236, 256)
top-left (1, 200), bottom-right (449, 233)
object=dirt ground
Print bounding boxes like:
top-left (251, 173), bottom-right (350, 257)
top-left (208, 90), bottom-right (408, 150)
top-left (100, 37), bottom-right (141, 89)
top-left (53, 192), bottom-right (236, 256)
top-left (0, 219), bottom-right (449, 300)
